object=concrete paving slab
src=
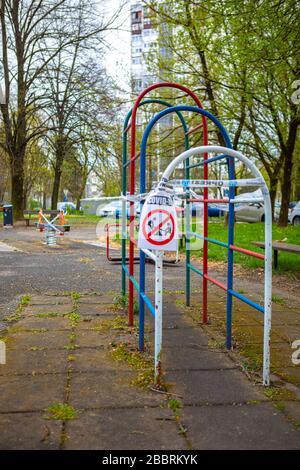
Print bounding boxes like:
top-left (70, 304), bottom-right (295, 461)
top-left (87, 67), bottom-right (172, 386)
top-left (24, 304), bottom-right (73, 315)
top-left (0, 349), bottom-right (68, 375)
top-left (78, 295), bottom-right (116, 305)
top-left (165, 369), bottom-right (265, 405)
top-left (4, 330), bottom-right (69, 350)
top-left (69, 371), bottom-right (165, 409)
top-left (0, 412), bottom-right (62, 450)
top-left (77, 304), bottom-right (117, 316)
top-left (75, 330), bottom-right (112, 348)
top-left (0, 374), bottom-right (65, 412)
top-left (182, 403), bottom-right (300, 449)
top-left (29, 296), bottom-right (71, 305)
top-left (281, 401), bottom-right (300, 423)
top-left (160, 327), bottom-right (209, 348)
top-left (16, 316), bottom-right (72, 331)
top-left (64, 408), bottom-right (185, 450)
top-left (163, 346), bottom-right (237, 371)
top-left (75, 317), bottom-right (115, 330)
top-left (71, 348), bottom-right (133, 372)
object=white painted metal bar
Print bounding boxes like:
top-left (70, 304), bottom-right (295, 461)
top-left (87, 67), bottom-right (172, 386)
top-left (154, 250), bottom-right (163, 386)
top-left (40, 212), bottom-right (61, 233)
top-left (169, 178), bottom-right (264, 188)
top-left (159, 145), bottom-right (272, 386)
top-left (142, 248), bottom-right (157, 262)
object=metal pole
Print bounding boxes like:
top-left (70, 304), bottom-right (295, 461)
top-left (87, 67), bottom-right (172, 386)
top-left (154, 250), bottom-right (163, 387)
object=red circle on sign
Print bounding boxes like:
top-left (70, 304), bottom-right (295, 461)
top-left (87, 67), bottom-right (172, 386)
top-left (142, 209), bottom-right (175, 246)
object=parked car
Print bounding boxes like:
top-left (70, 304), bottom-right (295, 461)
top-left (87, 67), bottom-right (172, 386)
top-left (180, 202), bottom-right (223, 217)
top-left (288, 201), bottom-right (300, 225)
top-left (97, 200), bottom-right (140, 218)
top-left (235, 201), bottom-right (265, 223)
top-left (57, 202), bottom-right (77, 212)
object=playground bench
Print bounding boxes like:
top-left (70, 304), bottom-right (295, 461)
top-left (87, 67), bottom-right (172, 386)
top-left (23, 210), bottom-right (59, 227)
top-left (251, 241), bottom-right (300, 269)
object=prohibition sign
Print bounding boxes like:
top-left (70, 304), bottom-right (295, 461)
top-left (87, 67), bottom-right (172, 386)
top-left (142, 209), bottom-right (175, 246)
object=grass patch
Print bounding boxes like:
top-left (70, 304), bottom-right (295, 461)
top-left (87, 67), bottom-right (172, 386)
top-left (3, 313), bottom-right (23, 322)
top-left (97, 315), bottom-right (136, 333)
top-left (264, 387), bottom-right (297, 401)
top-left (3, 294), bottom-right (32, 322)
top-left (113, 294), bottom-right (138, 315)
top-left (110, 342), bottom-right (155, 389)
top-left (186, 222), bottom-right (300, 273)
top-left (111, 342), bottom-right (152, 370)
top-left (168, 398), bottom-right (182, 418)
top-left (18, 295), bottom-right (31, 308)
top-left (36, 312), bottom-right (61, 318)
top-left (78, 257), bottom-right (93, 264)
top-left (208, 339), bottom-right (226, 349)
top-left (64, 312), bottom-right (81, 326)
top-left (29, 328), bottom-right (48, 333)
top-left (272, 295), bottom-right (285, 305)
top-left (45, 403), bottom-right (79, 421)
top-left (70, 292), bottom-right (81, 301)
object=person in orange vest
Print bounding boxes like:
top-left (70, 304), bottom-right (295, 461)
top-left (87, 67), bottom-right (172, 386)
top-left (38, 209), bottom-right (44, 232)
top-left (59, 209), bottom-right (66, 236)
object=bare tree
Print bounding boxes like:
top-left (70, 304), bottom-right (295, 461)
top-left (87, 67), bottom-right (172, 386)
top-left (0, 0), bottom-right (124, 218)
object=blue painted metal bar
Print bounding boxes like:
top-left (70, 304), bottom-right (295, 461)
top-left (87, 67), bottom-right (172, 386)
top-left (187, 263), bottom-right (204, 277)
top-left (122, 265), bottom-right (130, 276)
top-left (139, 105), bottom-right (234, 348)
top-left (140, 292), bottom-right (156, 317)
top-left (187, 231), bottom-right (228, 248)
top-left (228, 289), bottom-right (264, 313)
top-left (186, 154), bottom-right (228, 170)
top-left (130, 275), bottom-right (140, 292)
top-left (122, 265), bottom-right (140, 291)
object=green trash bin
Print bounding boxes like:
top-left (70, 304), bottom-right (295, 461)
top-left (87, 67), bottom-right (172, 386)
top-left (3, 204), bottom-right (13, 227)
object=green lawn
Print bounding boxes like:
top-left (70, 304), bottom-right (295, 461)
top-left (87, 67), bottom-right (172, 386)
top-left (187, 221), bottom-right (300, 273)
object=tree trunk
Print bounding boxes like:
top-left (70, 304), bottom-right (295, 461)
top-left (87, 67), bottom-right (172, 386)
top-left (11, 150), bottom-right (25, 219)
top-left (269, 176), bottom-right (278, 221)
top-left (278, 115), bottom-right (299, 226)
top-left (51, 138), bottom-right (66, 209)
top-left (278, 154), bottom-right (293, 226)
top-left (43, 192), bottom-right (47, 210)
top-left (51, 167), bottom-right (62, 210)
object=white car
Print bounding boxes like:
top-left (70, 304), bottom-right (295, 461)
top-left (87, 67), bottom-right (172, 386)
top-left (289, 201), bottom-right (300, 225)
top-left (235, 201), bottom-right (265, 223)
top-left (57, 202), bottom-right (77, 211)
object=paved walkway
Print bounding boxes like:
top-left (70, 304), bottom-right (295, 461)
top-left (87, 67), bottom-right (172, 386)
top-left (0, 292), bottom-right (299, 450)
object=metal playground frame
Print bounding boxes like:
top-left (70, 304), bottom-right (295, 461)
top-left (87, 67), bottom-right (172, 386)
top-left (119, 83), bottom-right (272, 387)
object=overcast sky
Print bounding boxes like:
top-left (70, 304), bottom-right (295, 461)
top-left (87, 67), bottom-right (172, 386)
top-left (103, 0), bottom-right (131, 95)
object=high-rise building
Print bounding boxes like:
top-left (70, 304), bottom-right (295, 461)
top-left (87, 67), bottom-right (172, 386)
top-left (130, 1), bottom-right (158, 94)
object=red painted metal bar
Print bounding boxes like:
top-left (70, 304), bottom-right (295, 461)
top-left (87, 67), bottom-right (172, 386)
top-left (128, 82), bottom-right (208, 327)
top-left (106, 223), bottom-right (140, 263)
top-left (185, 123), bottom-right (204, 136)
top-left (105, 223), bottom-right (121, 262)
top-left (229, 244), bottom-right (265, 260)
top-left (204, 274), bottom-right (227, 291)
top-left (188, 198), bottom-right (229, 203)
top-left (124, 123), bottom-right (131, 133)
